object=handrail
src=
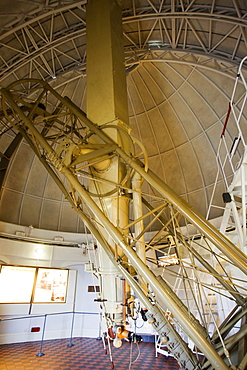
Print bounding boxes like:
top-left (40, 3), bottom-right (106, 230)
top-left (0, 311), bottom-right (98, 322)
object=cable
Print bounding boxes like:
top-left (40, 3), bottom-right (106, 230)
top-left (128, 341), bottom-right (141, 369)
top-left (128, 319), bottom-right (141, 369)
top-left (106, 332), bottom-right (114, 369)
top-left (129, 339), bottom-right (133, 370)
top-left (135, 321), bottom-right (145, 329)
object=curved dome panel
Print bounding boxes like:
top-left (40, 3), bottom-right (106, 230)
top-left (0, 0), bottom-right (246, 232)
top-left (1, 61), bottom-right (246, 231)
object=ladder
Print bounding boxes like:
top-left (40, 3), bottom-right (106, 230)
top-left (207, 56), bottom-right (247, 256)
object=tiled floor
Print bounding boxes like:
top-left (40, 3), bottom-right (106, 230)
top-left (0, 337), bottom-right (180, 370)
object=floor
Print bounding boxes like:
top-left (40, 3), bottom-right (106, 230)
top-left (0, 337), bottom-right (180, 370)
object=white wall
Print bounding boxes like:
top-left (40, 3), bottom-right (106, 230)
top-left (0, 222), bottom-right (155, 345)
top-left (0, 226), bottom-right (100, 344)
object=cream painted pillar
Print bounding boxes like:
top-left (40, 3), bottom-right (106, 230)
top-left (86, 0), bottom-right (129, 127)
top-left (86, 0), bottom-right (130, 325)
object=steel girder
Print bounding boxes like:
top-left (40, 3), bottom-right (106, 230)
top-left (0, 0), bottom-right (246, 87)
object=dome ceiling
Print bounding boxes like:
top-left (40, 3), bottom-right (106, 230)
top-left (0, 0), bottom-right (246, 232)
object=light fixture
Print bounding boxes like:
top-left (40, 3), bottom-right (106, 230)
top-left (35, 247), bottom-right (44, 256)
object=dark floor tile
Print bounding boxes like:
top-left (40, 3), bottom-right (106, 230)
top-left (0, 337), bottom-right (180, 370)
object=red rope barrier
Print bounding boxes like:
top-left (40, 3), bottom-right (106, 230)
top-left (221, 102), bottom-right (231, 137)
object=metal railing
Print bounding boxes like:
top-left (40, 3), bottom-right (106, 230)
top-left (0, 311), bottom-right (99, 357)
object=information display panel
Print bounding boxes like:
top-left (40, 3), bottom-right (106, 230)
top-left (33, 268), bottom-right (68, 303)
top-left (0, 265), bottom-right (69, 304)
top-left (0, 265), bottom-right (36, 303)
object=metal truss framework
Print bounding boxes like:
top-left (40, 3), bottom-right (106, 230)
top-left (0, 0), bottom-right (246, 87)
top-left (1, 78), bottom-right (247, 369)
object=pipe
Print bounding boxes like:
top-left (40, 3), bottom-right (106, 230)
top-left (203, 325), bottom-right (247, 369)
top-left (132, 172), bottom-right (146, 262)
top-left (213, 307), bottom-right (247, 344)
top-left (238, 352), bottom-right (247, 370)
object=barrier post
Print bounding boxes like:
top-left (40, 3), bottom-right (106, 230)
top-left (36, 314), bottom-right (47, 357)
top-left (67, 311), bottom-right (75, 347)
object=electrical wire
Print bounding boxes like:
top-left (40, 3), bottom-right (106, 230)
top-left (135, 321), bottom-right (145, 329)
top-left (128, 319), bottom-right (141, 369)
top-left (128, 340), bottom-right (141, 369)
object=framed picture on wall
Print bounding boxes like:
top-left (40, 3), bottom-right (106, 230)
top-left (33, 268), bottom-right (69, 303)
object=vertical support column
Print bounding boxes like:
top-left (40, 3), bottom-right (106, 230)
top-left (86, 0), bottom-right (130, 326)
top-left (86, 0), bottom-right (129, 127)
